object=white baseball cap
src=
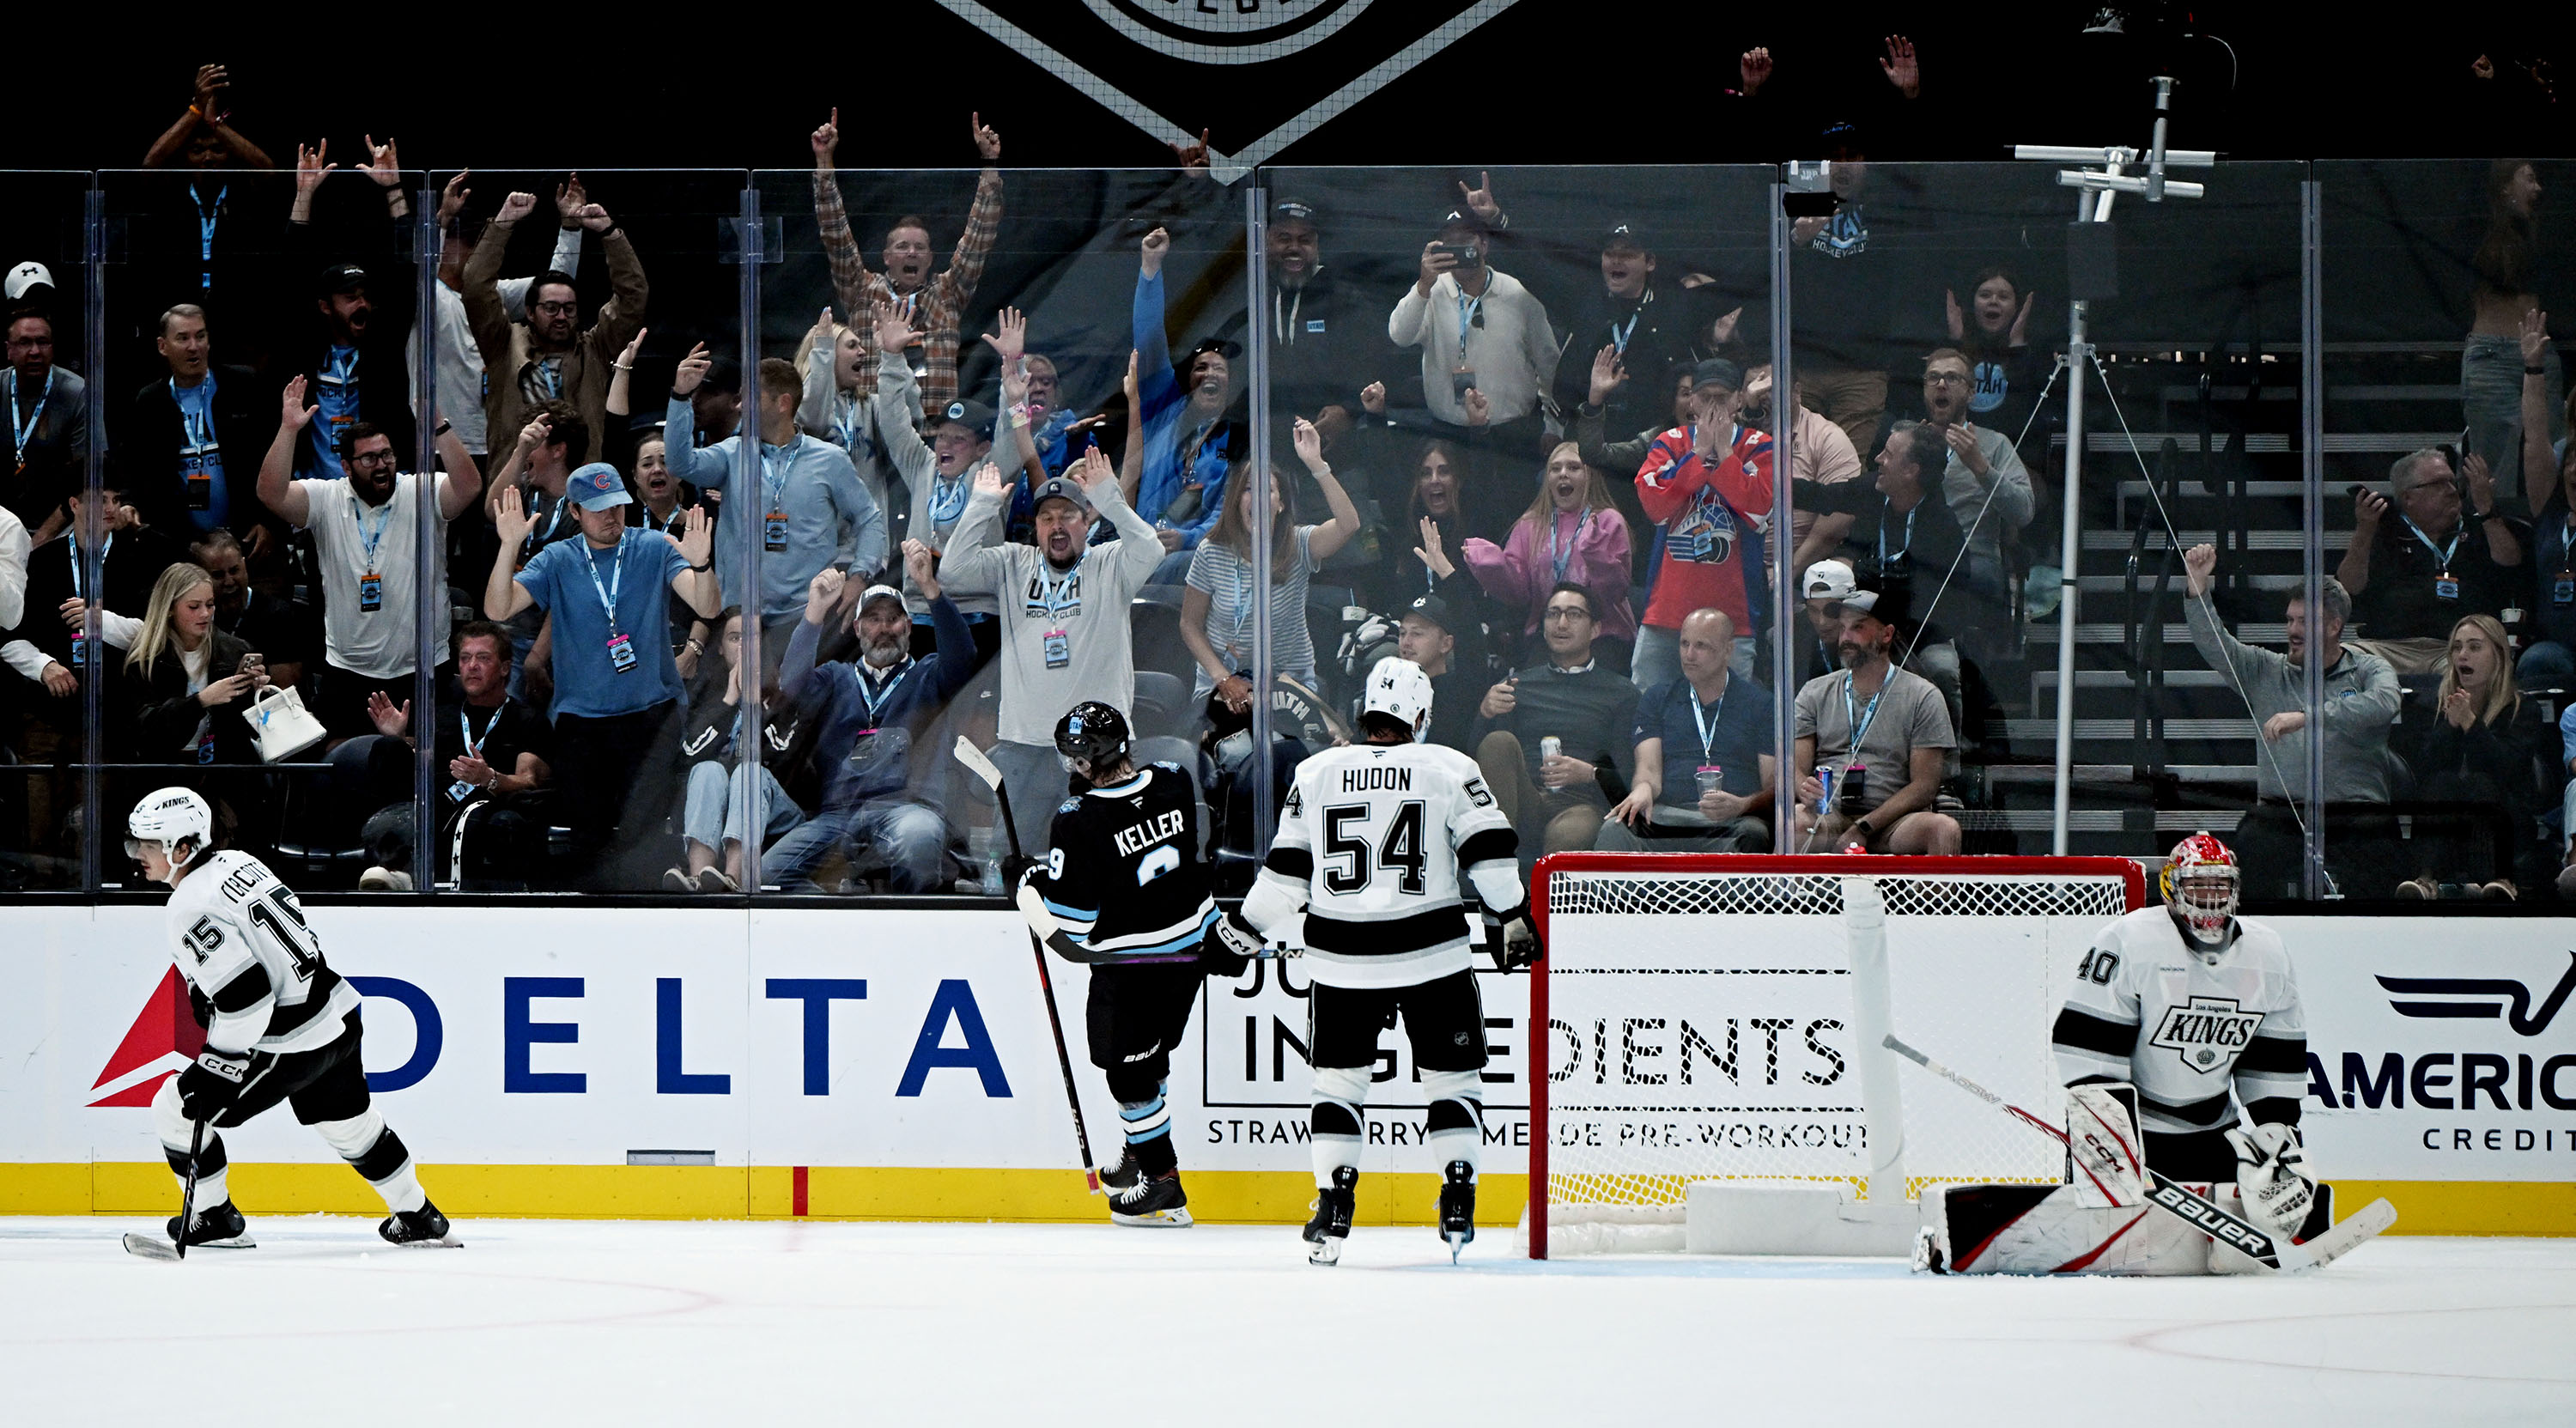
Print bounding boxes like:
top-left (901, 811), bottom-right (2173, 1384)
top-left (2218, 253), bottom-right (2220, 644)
top-left (4, 261), bottom-right (52, 303)
top-left (1804, 559), bottom-right (1858, 602)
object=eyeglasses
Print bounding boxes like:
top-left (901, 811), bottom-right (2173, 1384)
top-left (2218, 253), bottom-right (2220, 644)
top-left (1924, 371), bottom-right (1971, 387)
top-left (531, 301), bottom-right (578, 317)
top-left (1543, 605), bottom-right (1593, 622)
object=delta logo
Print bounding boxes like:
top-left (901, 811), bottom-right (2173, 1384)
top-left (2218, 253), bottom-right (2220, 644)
top-left (87, 967), bottom-right (205, 1107)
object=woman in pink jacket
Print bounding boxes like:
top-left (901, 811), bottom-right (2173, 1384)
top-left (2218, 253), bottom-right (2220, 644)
top-left (1461, 441), bottom-right (1637, 669)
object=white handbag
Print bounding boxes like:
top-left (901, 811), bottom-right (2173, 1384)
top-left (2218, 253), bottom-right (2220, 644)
top-left (241, 684), bottom-right (328, 763)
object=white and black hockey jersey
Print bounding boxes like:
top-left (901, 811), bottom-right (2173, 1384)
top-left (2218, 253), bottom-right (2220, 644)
top-left (166, 850), bottom-right (360, 1059)
top-left (1246, 740), bottom-right (1522, 989)
top-left (2052, 907), bottom-right (2307, 1136)
top-left (1031, 763), bottom-right (1219, 961)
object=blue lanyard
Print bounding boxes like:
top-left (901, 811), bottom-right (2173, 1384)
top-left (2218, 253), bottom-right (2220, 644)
top-left (929, 473), bottom-right (970, 526)
top-left (1455, 289), bottom-right (1485, 349)
top-left (320, 345), bottom-right (358, 387)
top-left (1841, 671), bottom-right (1886, 755)
top-left (1035, 563), bottom-right (1080, 620)
top-left (2399, 513), bottom-right (2462, 572)
top-left (170, 375), bottom-right (216, 447)
top-left (832, 391), bottom-right (862, 452)
top-left (857, 659), bottom-right (914, 725)
top-left (1546, 508), bottom-right (1591, 584)
top-left (760, 442), bottom-right (794, 510)
top-left (67, 530), bottom-right (109, 601)
top-left (350, 495), bottom-right (394, 575)
top-left (459, 706), bottom-right (495, 763)
top-left (523, 489), bottom-right (572, 558)
top-left (1606, 303), bottom-right (1643, 356)
top-left (9, 369), bottom-right (53, 458)
top-left (1688, 681), bottom-right (1726, 764)
top-left (580, 536), bottom-right (628, 635)
top-left (194, 185), bottom-right (226, 283)
top-left (1878, 499), bottom-right (1917, 563)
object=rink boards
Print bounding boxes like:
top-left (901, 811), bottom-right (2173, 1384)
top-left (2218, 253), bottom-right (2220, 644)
top-left (0, 903), bottom-right (2569, 1234)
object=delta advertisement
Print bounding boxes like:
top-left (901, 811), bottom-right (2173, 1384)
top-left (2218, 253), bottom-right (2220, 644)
top-left (0, 905), bottom-right (2567, 1229)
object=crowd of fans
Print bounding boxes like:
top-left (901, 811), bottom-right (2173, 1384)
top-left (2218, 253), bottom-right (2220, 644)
top-left (0, 64), bottom-right (2570, 901)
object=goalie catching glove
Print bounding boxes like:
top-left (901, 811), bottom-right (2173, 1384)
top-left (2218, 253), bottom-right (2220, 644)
top-left (2225, 1122), bottom-right (2316, 1238)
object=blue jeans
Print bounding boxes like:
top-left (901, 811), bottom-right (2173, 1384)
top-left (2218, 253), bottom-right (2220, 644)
top-left (762, 798), bottom-right (951, 893)
top-left (2463, 333), bottom-right (2564, 514)
top-left (683, 761), bottom-right (802, 854)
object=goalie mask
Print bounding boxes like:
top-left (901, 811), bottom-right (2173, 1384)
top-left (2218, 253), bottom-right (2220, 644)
top-left (2160, 831), bottom-right (2239, 957)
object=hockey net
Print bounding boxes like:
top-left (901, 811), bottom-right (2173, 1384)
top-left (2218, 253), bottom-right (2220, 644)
top-left (1527, 854), bottom-right (2146, 1256)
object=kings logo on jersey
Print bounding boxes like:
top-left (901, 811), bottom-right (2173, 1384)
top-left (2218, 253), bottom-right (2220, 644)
top-left (2148, 995), bottom-right (2264, 1071)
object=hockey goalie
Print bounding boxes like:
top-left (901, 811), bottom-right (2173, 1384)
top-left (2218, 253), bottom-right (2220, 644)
top-left (1922, 833), bottom-right (2330, 1275)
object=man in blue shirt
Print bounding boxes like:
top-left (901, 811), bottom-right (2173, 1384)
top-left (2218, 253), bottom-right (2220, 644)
top-left (1601, 607), bottom-right (1776, 851)
top-left (485, 463), bottom-right (718, 888)
top-left (665, 354), bottom-right (885, 657)
top-left (765, 538), bottom-right (978, 892)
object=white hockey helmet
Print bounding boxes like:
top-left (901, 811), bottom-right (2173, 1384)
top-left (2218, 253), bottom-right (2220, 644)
top-left (125, 787), bottom-right (215, 882)
top-left (1362, 655), bottom-right (1435, 742)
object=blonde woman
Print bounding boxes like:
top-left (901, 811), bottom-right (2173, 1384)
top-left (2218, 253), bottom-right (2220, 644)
top-left (2403, 613), bottom-right (2563, 897)
top-left (1461, 441), bottom-right (1636, 662)
top-left (115, 562), bottom-right (265, 765)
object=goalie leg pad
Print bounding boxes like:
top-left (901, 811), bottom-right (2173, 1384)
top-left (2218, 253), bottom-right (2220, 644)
top-left (2066, 1083), bottom-right (2144, 1208)
top-left (1310, 1063), bottom-right (1369, 1190)
top-left (1420, 1068), bottom-right (1484, 1173)
top-left (1933, 1182), bottom-right (2215, 1276)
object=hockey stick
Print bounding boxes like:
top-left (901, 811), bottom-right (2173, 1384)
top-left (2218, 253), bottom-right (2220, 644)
top-left (122, 1118), bottom-right (204, 1261)
top-left (954, 737), bottom-right (1102, 1194)
top-left (1882, 1035), bottom-right (2395, 1273)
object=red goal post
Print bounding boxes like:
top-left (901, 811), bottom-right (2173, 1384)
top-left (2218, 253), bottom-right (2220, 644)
top-left (1526, 854), bottom-right (2148, 1258)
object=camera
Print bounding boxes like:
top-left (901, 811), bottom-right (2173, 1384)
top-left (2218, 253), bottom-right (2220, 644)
top-left (1431, 241), bottom-right (1480, 266)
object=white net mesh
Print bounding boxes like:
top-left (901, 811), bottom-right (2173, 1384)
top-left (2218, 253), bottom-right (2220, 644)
top-left (1537, 860), bottom-right (2140, 1251)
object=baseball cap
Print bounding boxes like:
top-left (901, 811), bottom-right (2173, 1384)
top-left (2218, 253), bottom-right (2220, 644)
top-left (1601, 222), bottom-right (1650, 252)
top-left (1402, 592), bottom-right (1455, 633)
top-left (1272, 197), bottom-right (1319, 226)
top-left (1437, 208), bottom-right (1489, 235)
top-left (936, 398), bottom-right (995, 441)
top-left (315, 262), bottom-right (368, 298)
top-left (1691, 357), bottom-right (1744, 392)
top-left (566, 462), bottom-right (633, 512)
top-left (4, 260), bottom-right (52, 303)
top-left (1030, 475), bottom-right (1090, 513)
top-left (1804, 560), bottom-right (1858, 603)
top-left (856, 583), bottom-right (906, 611)
top-left (1187, 336), bottom-right (1242, 363)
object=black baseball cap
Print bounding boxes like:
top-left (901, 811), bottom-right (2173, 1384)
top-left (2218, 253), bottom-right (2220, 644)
top-left (1272, 197), bottom-right (1319, 226)
top-left (315, 262), bottom-right (368, 298)
top-left (1402, 593), bottom-right (1455, 633)
top-left (936, 398), bottom-right (995, 440)
top-left (1690, 357), bottom-right (1744, 392)
top-left (1601, 222), bottom-right (1651, 252)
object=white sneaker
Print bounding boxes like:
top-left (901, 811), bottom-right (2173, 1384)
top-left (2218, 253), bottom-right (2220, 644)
top-left (358, 866), bottom-right (413, 891)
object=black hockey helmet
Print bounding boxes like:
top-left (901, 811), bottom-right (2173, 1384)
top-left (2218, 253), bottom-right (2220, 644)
top-left (1054, 701), bottom-right (1131, 770)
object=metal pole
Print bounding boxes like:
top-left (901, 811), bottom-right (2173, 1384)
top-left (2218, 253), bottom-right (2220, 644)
top-left (410, 180), bottom-right (440, 891)
top-left (1245, 185), bottom-right (1276, 848)
top-left (2050, 297), bottom-right (2090, 855)
top-left (79, 185), bottom-right (104, 894)
top-left (734, 183), bottom-right (764, 894)
top-left (1768, 181), bottom-right (1798, 842)
top-left (2300, 178), bottom-right (2328, 897)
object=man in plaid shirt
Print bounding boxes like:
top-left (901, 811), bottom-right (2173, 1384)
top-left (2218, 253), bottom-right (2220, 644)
top-left (809, 109), bottom-right (1005, 417)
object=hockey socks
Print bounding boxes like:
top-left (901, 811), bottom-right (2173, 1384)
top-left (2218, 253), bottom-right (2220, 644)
top-left (1422, 1069), bottom-right (1484, 1176)
top-left (316, 1107), bottom-right (428, 1215)
top-left (1118, 1085), bottom-right (1179, 1179)
top-left (1309, 1065), bottom-right (1369, 1191)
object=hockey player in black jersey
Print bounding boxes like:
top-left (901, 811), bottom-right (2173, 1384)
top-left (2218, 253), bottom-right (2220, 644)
top-left (1023, 702), bottom-right (1230, 1226)
top-left (125, 787), bottom-right (455, 1252)
top-left (1218, 658), bottom-right (1537, 1265)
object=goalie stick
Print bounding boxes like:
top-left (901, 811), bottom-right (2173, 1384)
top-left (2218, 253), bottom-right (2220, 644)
top-left (1882, 1034), bottom-right (2396, 1273)
top-left (121, 1118), bottom-right (206, 1261)
top-left (954, 737), bottom-right (1103, 1194)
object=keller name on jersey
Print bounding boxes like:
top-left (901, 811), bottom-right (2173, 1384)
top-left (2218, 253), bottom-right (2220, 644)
top-left (1112, 807), bottom-right (1188, 859)
top-left (2148, 995), bottom-right (2265, 1071)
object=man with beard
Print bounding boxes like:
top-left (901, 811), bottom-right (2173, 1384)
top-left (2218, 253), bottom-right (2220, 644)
top-left (810, 109), bottom-right (1005, 417)
top-left (258, 377), bottom-right (483, 741)
top-left (767, 541), bottom-right (979, 893)
top-left (1219, 197), bottom-right (1385, 439)
top-left (464, 189), bottom-right (645, 460)
top-left (1133, 227), bottom-right (1243, 574)
top-left (123, 304), bottom-right (276, 545)
top-left (940, 450), bottom-right (1166, 849)
top-left (1, 308), bottom-right (88, 545)
top-left (189, 529), bottom-right (313, 691)
top-left (1791, 579), bottom-right (1959, 854)
top-left (282, 137), bottom-right (417, 483)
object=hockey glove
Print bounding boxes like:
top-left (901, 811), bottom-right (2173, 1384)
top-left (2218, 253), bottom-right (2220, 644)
top-left (1000, 855), bottom-right (1040, 891)
top-left (175, 1048), bottom-right (252, 1123)
top-left (1200, 908), bottom-right (1265, 977)
top-left (2224, 1122), bottom-right (2317, 1239)
top-left (1492, 906), bottom-right (1541, 972)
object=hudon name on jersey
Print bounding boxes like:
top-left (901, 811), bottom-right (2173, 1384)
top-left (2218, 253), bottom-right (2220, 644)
top-left (2050, 907), bottom-right (2307, 1136)
top-left (1032, 762), bottom-right (1219, 960)
top-left (165, 849), bottom-right (361, 1058)
top-left (1256, 741), bottom-right (1521, 989)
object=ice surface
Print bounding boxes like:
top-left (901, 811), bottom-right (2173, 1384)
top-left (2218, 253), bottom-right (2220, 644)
top-left (3, 1216), bottom-right (2570, 1425)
